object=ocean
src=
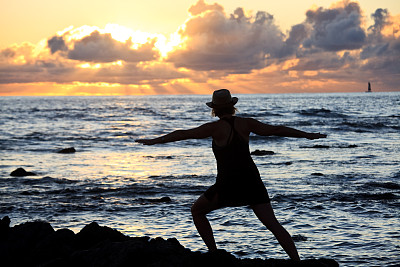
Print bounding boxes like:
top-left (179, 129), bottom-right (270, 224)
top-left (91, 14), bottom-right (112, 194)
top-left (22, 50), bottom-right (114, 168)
top-left (0, 92), bottom-right (399, 266)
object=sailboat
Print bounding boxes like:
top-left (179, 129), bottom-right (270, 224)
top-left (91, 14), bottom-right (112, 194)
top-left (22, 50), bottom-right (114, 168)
top-left (366, 82), bottom-right (372, 93)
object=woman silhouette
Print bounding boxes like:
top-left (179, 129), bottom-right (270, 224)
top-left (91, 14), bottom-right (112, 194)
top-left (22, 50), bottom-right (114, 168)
top-left (136, 89), bottom-right (326, 261)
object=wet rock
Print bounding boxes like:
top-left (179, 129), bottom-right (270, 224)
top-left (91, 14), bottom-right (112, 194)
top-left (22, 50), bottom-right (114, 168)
top-left (292, 234), bottom-right (308, 242)
top-left (57, 147), bottom-right (76, 153)
top-left (153, 196), bottom-right (172, 203)
top-left (251, 149), bottom-right (275, 156)
top-left (139, 196), bottom-right (172, 203)
top-left (311, 145), bottom-right (330, 149)
top-left (10, 167), bottom-right (37, 177)
top-left (0, 217), bottom-right (339, 267)
top-left (311, 173), bottom-right (324, 176)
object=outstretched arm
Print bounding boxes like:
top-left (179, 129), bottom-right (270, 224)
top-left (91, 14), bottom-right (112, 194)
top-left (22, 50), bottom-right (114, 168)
top-left (247, 118), bottom-right (326, 140)
top-left (136, 122), bottom-right (215, 145)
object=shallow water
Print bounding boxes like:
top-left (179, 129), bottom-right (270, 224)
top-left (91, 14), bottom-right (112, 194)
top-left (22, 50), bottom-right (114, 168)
top-left (1, 93), bottom-right (399, 266)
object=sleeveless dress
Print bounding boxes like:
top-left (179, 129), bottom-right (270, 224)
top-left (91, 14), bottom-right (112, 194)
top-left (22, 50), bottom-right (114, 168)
top-left (204, 117), bottom-right (270, 207)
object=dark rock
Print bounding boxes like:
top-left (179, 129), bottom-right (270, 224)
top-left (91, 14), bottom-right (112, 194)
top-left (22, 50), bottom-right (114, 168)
top-left (0, 216), bottom-right (10, 239)
top-left (311, 173), bottom-right (324, 176)
top-left (139, 196), bottom-right (172, 203)
top-left (11, 220), bottom-right (55, 244)
top-left (154, 196), bottom-right (172, 202)
top-left (192, 249), bottom-right (238, 266)
top-left (57, 147), bottom-right (76, 153)
top-left (251, 149), bottom-right (275, 156)
top-left (75, 221), bottom-right (129, 249)
top-left (0, 217), bottom-right (339, 267)
top-left (311, 145), bottom-right (330, 149)
top-left (32, 228), bottom-right (76, 265)
top-left (10, 167), bottom-right (37, 177)
top-left (292, 234), bottom-right (308, 242)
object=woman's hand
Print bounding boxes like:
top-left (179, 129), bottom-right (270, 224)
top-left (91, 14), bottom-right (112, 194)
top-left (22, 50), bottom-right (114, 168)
top-left (306, 133), bottom-right (327, 140)
top-left (135, 139), bottom-right (157, 145)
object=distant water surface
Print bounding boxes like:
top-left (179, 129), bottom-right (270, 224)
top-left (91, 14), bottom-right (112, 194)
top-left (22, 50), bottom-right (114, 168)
top-left (0, 92), bottom-right (399, 266)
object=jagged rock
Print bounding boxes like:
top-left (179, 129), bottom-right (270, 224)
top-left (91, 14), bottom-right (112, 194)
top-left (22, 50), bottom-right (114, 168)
top-left (0, 216), bottom-right (10, 239)
top-left (10, 167), bottom-right (37, 177)
top-left (251, 150), bottom-right (275, 156)
top-left (57, 147), bottom-right (76, 153)
top-left (0, 216), bottom-right (339, 267)
top-left (75, 221), bottom-right (129, 249)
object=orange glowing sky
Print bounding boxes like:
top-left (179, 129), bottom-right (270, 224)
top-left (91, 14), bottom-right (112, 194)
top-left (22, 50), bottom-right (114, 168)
top-left (1, 0), bottom-right (399, 95)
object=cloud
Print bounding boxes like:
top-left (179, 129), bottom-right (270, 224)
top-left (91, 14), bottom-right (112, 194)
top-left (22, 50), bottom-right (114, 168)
top-left (360, 8), bottom-right (400, 80)
top-left (47, 36), bottom-right (68, 54)
top-left (188, 0), bottom-right (224, 16)
top-left (303, 1), bottom-right (366, 51)
top-left (290, 51), bottom-right (355, 71)
top-left (1, 0), bottom-right (399, 95)
top-left (167, 2), bottom-right (287, 73)
top-left (368, 8), bottom-right (389, 39)
top-left (67, 31), bottom-right (159, 63)
top-left (1, 48), bottom-right (16, 59)
top-left (0, 28), bottom-right (185, 86)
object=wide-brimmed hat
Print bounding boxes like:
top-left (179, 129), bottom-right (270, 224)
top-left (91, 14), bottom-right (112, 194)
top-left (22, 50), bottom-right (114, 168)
top-left (206, 89), bottom-right (238, 108)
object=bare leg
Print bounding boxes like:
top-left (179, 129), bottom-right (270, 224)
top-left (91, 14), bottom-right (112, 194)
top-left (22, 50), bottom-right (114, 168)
top-left (251, 202), bottom-right (300, 261)
top-left (191, 194), bottom-right (220, 251)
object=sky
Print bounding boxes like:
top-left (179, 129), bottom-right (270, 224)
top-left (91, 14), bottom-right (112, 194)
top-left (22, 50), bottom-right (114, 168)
top-left (1, 0), bottom-right (399, 95)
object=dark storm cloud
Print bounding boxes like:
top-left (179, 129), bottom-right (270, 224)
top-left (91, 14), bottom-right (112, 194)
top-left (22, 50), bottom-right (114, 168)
top-left (47, 36), bottom-right (68, 54)
top-left (303, 1), bottom-right (366, 51)
top-left (68, 31), bottom-right (159, 63)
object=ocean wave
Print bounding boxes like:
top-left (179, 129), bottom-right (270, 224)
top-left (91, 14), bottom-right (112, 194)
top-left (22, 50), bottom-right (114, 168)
top-left (299, 144), bottom-right (358, 149)
top-left (362, 181), bottom-right (400, 190)
top-left (295, 108), bottom-right (348, 118)
top-left (0, 176), bottom-right (77, 185)
top-left (272, 191), bottom-right (399, 203)
top-left (239, 111), bottom-right (283, 118)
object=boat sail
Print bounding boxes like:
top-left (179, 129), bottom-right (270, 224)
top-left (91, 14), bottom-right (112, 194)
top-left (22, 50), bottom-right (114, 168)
top-left (366, 82), bottom-right (372, 93)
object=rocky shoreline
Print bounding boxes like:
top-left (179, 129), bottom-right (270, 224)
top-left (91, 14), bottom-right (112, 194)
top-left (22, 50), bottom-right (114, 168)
top-left (0, 216), bottom-right (338, 267)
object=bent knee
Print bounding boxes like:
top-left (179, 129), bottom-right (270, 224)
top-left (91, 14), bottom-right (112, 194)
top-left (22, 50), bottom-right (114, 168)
top-left (191, 193), bottom-right (220, 217)
top-left (191, 205), bottom-right (202, 218)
